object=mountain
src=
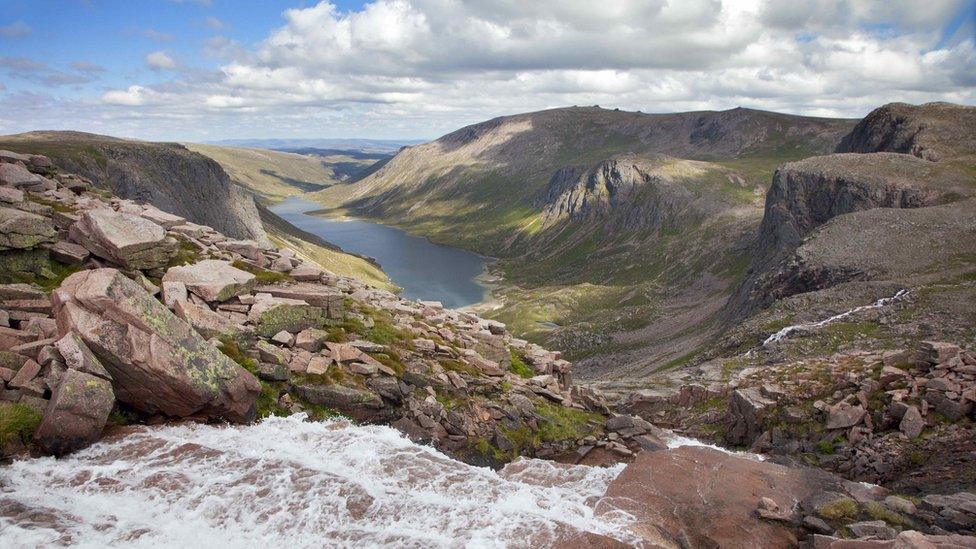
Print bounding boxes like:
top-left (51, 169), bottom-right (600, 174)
top-left (310, 106), bottom-right (856, 374)
top-left (0, 131), bottom-right (268, 244)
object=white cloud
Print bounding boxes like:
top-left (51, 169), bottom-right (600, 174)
top-left (102, 85), bottom-right (160, 106)
top-left (16, 0), bottom-right (976, 140)
top-left (145, 51), bottom-right (176, 70)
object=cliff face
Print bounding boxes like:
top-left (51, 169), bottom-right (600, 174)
top-left (724, 102), bottom-right (976, 324)
top-left (836, 102), bottom-right (976, 162)
top-left (0, 131), bottom-right (267, 244)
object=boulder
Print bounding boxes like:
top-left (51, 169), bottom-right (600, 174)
top-left (33, 369), bottom-right (114, 456)
top-left (898, 405), bottom-right (924, 439)
top-left (162, 260), bottom-right (255, 302)
top-left (599, 446), bottom-right (859, 548)
top-left (54, 332), bottom-right (112, 380)
top-left (52, 268), bottom-right (259, 422)
top-left (294, 328), bottom-right (329, 352)
top-left (0, 207), bottom-right (57, 250)
top-left (726, 387), bottom-right (776, 445)
top-left (248, 295), bottom-right (330, 337)
top-left (69, 209), bottom-right (176, 270)
top-left (49, 240), bottom-right (90, 264)
top-left (138, 205), bottom-right (185, 229)
top-left (294, 383), bottom-right (384, 421)
top-left (826, 402), bottom-right (866, 429)
top-left (0, 162), bottom-right (53, 191)
top-left (253, 283), bottom-right (343, 318)
top-left (173, 299), bottom-right (245, 340)
top-left (0, 186), bottom-right (24, 203)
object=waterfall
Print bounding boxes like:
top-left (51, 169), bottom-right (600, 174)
top-left (762, 289), bottom-right (909, 347)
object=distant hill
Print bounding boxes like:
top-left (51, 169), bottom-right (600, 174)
top-left (205, 138), bottom-right (424, 154)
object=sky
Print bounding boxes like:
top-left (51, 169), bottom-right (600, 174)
top-left (0, 0), bottom-right (974, 141)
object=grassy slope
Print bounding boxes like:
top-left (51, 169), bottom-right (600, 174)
top-left (184, 143), bottom-right (336, 201)
top-left (310, 107), bottom-right (855, 374)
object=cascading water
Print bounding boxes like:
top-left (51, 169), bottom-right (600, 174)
top-left (762, 289), bottom-right (909, 347)
top-left (0, 415), bottom-right (640, 548)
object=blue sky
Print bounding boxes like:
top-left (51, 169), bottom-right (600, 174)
top-left (0, 0), bottom-right (974, 141)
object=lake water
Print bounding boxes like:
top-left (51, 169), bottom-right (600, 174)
top-left (270, 197), bottom-right (490, 309)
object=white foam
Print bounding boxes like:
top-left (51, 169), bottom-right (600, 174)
top-left (0, 415), bottom-right (638, 548)
top-left (664, 433), bottom-right (766, 461)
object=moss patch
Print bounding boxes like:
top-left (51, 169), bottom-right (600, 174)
top-left (231, 260), bottom-right (292, 284)
top-left (508, 348), bottom-right (534, 379)
top-left (0, 403), bottom-right (42, 445)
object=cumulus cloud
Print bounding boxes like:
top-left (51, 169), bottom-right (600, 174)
top-left (0, 21), bottom-right (32, 38)
top-left (20, 0), bottom-right (976, 140)
top-left (146, 51), bottom-right (177, 70)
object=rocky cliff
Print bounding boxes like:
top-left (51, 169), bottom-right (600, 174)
top-left (0, 131), bottom-right (268, 244)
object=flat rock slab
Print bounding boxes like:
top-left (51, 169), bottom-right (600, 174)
top-left (53, 268), bottom-right (260, 422)
top-left (69, 209), bottom-right (175, 270)
top-left (0, 206), bottom-right (57, 250)
top-left (598, 446), bottom-right (869, 548)
top-left (163, 260), bottom-right (255, 302)
top-left (253, 283), bottom-right (343, 317)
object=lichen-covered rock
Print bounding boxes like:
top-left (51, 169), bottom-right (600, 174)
top-left (162, 260), bottom-right (255, 302)
top-left (34, 369), bottom-right (114, 456)
top-left (52, 268), bottom-right (259, 422)
top-left (248, 294), bottom-right (330, 337)
top-left (69, 208), bottom-right (176, 270)
top-left (0, 206), bottom-right (57, 250)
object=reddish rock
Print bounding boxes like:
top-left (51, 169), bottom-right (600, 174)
top-left (162, 260), bottom-right (255, 302)
top-left (52, 268), bottom-right (259, 422)
top-left (598, 446), bottom-right (862, 548)
top-left (34, 369), bottom-right (114, 456)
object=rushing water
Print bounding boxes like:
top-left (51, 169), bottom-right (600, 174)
top-left (762, 289), bottom-right (910, 346)
top-left (270, 197), bottom-right (489, 309)
top-left (0, 415), bottom-right (639, 548)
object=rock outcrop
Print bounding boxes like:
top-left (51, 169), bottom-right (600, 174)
top-left (69, 209), bottom-right (177, 270)
top-left (53, 268), bottom-right (260, 422)
top-left (837, 102), bottom-right (976, 162)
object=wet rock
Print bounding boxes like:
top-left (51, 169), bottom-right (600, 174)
top-left (34, 369), bottom-right (114, 456)
top-left (162, 260), bottom-right (255, 302)
top-left (53, 268), bottom-right (259, 422)
top-left (600, 446), bottom-right (860, 548)
top-left (69, 209), bottom-right (175, 270)
top-left (0, 207), bottom-right (57, 250)
top-left (294, 384), bottom-right (384, 420)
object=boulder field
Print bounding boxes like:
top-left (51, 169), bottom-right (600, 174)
top-left (1, 150), bottom-right (975, 547)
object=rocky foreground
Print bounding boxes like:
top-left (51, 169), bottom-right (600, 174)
top-left (2, 148), bottom-right (975, 547)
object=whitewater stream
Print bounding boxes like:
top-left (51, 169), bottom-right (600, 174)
top-left (0, 415), bottom-right (644, 548)
top-left (762, 289), bottom-right (909, 346)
